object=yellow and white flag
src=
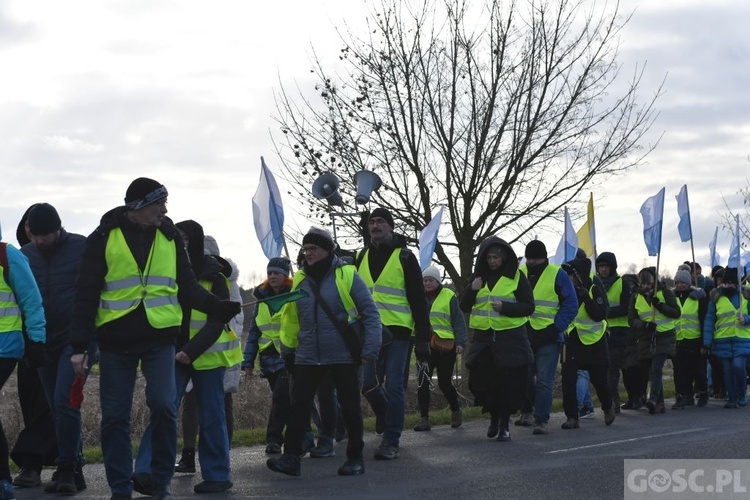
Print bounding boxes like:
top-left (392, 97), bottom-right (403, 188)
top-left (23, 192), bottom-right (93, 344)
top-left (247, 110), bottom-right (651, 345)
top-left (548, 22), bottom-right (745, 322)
top-left (576, 193), bottom-right (596, 259)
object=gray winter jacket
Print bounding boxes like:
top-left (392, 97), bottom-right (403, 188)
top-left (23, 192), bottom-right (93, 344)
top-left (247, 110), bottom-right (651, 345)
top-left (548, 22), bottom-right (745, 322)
top-left (286, 257), bottom-right (382, 365)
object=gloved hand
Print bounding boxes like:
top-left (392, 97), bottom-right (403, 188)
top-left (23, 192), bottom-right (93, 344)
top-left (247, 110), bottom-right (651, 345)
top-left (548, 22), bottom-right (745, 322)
top-left (576, 287), bottom-right (589, 302)
top-left (689, 287), bottom-right (706, 300)
top-left (209, 300), bottom-right (242, 323)
top-left (651, 295), bottom-right (662, 310)
top-left (24, 341), bottom-right (46, 369)
top-left (643, 322), bottom-right (657, 333)
top-left (414, 341), bottom-right (431, 362)
top-left (283, 353), bottom-right (296, 375)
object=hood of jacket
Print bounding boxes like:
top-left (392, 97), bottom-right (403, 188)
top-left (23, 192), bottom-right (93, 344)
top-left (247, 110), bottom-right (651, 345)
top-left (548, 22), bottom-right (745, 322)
top-left (563, 257), bottom-right (592, 289)
top-left (595, 251), bottom-right (618, 271)
top-left (473, 236), bottom-right (519, 279)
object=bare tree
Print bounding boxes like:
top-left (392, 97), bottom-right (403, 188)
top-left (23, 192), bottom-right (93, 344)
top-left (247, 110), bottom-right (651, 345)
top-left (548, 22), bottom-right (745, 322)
top-left (273, 0), bottom-right (661, 291)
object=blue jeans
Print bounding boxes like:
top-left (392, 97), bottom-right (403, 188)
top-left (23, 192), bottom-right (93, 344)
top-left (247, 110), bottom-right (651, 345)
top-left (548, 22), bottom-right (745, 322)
top-left (722, 356), bottom-right (748, 403)
top-left (532, 343), bottom-right (560, 423)
top-left (381, 338), bottom-right (410, 445)
top-left (136, 363), bottom-right (229, 482)
top-left (576, 370), bottom-right (592, 409)
top-left (100, 345), bottom-right (176, 496)
top-left (38, 344), bottom-right (83, 466)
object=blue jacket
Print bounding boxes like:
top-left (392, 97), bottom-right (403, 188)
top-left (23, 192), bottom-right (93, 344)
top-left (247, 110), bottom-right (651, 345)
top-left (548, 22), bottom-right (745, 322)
top-left (22, 229), bottom-right (86, 351)
top-left (703, 287), bottom-right (750, 358)
top-left (0, 231), bottom-right (46, 359)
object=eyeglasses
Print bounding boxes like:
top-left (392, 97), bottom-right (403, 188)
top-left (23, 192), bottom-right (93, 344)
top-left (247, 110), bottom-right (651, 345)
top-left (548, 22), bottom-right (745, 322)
top-left (301, 245), bottom-right (322, 254)
top-left (368, 217), bottom-right (388, 226)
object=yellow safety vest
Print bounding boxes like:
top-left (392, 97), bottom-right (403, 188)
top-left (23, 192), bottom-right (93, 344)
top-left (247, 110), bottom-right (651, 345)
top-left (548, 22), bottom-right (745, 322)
top-left (429, 287), bottom-right (456, 340)
top-left (95, 228), bottom-right (182, 329)
top-left (568, 285), bottom-right (607, 345)
top-left (605, 278), bottom-right (629, 328)
top-left (0, 264), bottom-right (22, 333)
top-left (280, 265), bottom-right (359, 349)
top-left (256, 301), bottom-right (283, 354)
top-left (521, 264), bottom-right (560, 331)
top-left (357, 248), bottom-right (413, 329)
top-left (469, 270), bottom-right (527, 331)
top-left (634, 291), bottom-right (676, 333)
top-left (676, 296), bottom-right (701, 341)
top-left (189, 279), bottom-right (243, 370)
top-left (713, 295), bottom-right (750, 340)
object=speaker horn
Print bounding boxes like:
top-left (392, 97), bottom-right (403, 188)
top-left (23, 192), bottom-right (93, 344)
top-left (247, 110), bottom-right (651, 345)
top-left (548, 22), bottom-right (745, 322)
top-left (353, 170), bottom-right (382, 204)
top-left (312, 172), bottom-right (343, 207)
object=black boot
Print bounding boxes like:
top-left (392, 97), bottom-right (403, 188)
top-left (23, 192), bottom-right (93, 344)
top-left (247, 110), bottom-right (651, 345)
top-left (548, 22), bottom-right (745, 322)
top-left (56, 463), bottom-right (77, 495)
top-left (175, 448), bottom-right (196, 473)
top-left (74, 461), bottom-right (87, 492)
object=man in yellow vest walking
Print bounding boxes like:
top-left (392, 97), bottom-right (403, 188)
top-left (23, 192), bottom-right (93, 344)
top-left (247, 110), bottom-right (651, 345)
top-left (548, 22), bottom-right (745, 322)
top-left (70, 178), bottom-right (240, 500)
top-left (356, 208), bottom-right (432, 460)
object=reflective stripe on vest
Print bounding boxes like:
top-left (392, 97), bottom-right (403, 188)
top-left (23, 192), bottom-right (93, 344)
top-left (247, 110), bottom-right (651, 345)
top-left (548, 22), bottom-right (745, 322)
top-left (190, 279), bottom-right (243, 370)
top-left (469, 270), bottom-right (527, 331)
top-left (521, 264), bottom-right (560, 330)
top-left (676, 296), bottom-right (701, 340)
top-left (569, 285), bottom-right (606, 345)
top-left (605, 277), bottom-right (629, 328)
top-left (281, 265), bottom-right (359, 349)
top-left (357, 249), bottom-right (414, 329)
top-left (256, 301), bottom-right (283, 353)
top-left (95, 228), bottom-right (182, 329)
top-left (0, 271), bottom-right (22, 332)
top-left (635, 291), bottom-right (676, 332)
top-left (713, 296), bottom-right (750, 340)
top-left (429, 287), bottom-right (456, 340)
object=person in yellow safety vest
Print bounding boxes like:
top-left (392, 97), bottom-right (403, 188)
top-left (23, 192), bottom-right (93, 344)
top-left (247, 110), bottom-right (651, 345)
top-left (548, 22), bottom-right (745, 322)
top-left (354, 208), bottom-right (432, 461)
top-left (70, 178), bottom-right (241, 499)
top-left (671, 266), bottom-right (709, 409)
top-left (627, 266), bottom-right (680, 415)
top-left (413, 265), bottom-right (468, 432)
top-left (242, 257), bottom-right (294, 455)
top-left (515, 240), bottom-right (578, 436)
top-left (703, 267), bottom-right (750, 408)
top-left (266, 226), bottom-right (381, 478)
top-left (0, 219), bottom-right (46, 500)
top-left (133, 219), bottom-right (240, 494)
top-left (460, 237), bottom-right (534, 442)
top-left (559, 257), bottom-right (616, 430)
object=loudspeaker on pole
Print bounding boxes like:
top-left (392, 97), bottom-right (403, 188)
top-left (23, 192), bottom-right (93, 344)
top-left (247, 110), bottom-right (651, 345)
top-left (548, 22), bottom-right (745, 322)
top-left (353, 170), bottom-right (382, 204)
top-left (312, 172), bottom-right (344, 207)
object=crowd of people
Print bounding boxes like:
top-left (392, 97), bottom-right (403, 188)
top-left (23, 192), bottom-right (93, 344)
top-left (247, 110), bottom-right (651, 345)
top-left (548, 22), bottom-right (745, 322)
top-left (0, 177), bottom-right (746, 499)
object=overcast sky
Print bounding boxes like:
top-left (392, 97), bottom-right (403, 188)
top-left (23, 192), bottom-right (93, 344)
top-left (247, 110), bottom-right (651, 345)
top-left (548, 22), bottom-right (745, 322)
top-left (1, 0), bottom-right (749, 286)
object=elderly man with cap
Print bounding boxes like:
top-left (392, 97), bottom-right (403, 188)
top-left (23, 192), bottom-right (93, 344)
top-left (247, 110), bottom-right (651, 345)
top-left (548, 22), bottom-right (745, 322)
top-left (69, 177), bottom-right (241, 500)
top-left (243, 256), bottom-right (295, 455)
top-left (21, 203), bottom-right (90, 494)
top-left (703, 267), bottom-right (750, 409)
top-left (516, 240), bottom-right (578, 435)
top-left (355, 208), bottom-right (431, 460)
top-left (672, 266), bottom-right (709, 408)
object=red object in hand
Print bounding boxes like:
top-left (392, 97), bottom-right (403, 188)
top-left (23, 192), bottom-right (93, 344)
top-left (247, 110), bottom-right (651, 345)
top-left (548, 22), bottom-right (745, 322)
top-left (70, 375), bottom-right (86, 408)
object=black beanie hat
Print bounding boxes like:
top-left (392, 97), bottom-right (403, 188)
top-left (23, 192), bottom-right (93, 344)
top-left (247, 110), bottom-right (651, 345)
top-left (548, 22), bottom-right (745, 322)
top-left (125, 177), bottom-right (168, 210)
top-left (28, 203), bottom-right (62, 236)
top-left (369, 208), bottom-right (394, 228)
top-left (267, 257), bottom-right (292, 276)
top-left (302, 227), bottom-right (335, 252)
top-left (524, 240), bottom-right (547, 259)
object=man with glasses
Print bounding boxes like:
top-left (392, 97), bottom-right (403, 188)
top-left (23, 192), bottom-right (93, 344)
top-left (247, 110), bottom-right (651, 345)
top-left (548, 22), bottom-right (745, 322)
top-left (355, 208), bottom-right (431, 460)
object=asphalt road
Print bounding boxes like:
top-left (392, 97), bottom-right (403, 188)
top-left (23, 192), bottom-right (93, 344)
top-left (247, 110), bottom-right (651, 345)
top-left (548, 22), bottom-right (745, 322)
top-left (14, 397), bottom-right (750, 499)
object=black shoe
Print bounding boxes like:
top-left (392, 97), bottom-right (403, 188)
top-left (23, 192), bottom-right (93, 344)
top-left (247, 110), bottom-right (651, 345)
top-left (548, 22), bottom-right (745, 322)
top-left (373, 441), bottom-right (399, 460)
top-left (487, 421), bottom-right (499, 438)
top-left (109, 495), bottom-right (132, 500)
top-left (131, 473), bottom-right (158, 496)
top-left (334, 428), bottom-right (348, 442)
top-left (300, 433), bottom-right (315, 457)
top-left (12, 468), bottom-right (41, 488)
top-left (646, 400), bottom-right (657, 415)
top-left (193, 480), bottom-right (233, 493)
top-left (55, 464), bottom-right (77, 495)
top-left (633, 397), bottom-right (645, 410)
top-left (175, 448), bottom-right (196, 473)
top-left (496, 426), bottom-right (511, 442)
top-left (310, 437), bottom-right (336, 458)
top-left (267, 454), bottom-right (301, 477)
top-left (338, 458), bottom-right (365, 476)
top-left (620, 400), bottom-right (634, 410)
top-left (697, 392), bottom-right (709, 407)
top-left (265, 442), bottom-right (282, 454)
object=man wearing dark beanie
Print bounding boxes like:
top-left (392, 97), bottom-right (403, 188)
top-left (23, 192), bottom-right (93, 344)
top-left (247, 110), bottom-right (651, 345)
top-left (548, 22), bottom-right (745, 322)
top-left (516, 240), bottom-right (578, 435)
top-left (69, 177), bottom-right (241, 499)
top-left (356, 207), bottom-right (431, 460)
top-left (22, 204), bottom-right (89, 493)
